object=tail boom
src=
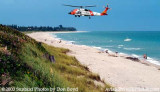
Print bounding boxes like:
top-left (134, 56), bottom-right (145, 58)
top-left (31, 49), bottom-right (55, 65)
top-left (101, 5), bottom-right (110, 16)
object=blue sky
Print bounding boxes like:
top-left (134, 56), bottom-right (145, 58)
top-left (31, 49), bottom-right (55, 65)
top-left (0, 0), bottom-right (160, 31)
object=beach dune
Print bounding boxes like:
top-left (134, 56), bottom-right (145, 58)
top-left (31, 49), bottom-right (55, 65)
top-left (28, 32), bottom-right (160, 92)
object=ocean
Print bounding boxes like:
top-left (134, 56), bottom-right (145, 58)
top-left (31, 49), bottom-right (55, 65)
top-left (53, 31), bottom-right (160, 65)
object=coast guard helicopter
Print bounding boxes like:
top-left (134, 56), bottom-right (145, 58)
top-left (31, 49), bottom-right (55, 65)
top-left (64, 4), bottom-right (110, 19)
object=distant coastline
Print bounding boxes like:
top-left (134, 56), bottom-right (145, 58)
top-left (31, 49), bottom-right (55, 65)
top-left (5, 24), bottom-right (77, 32)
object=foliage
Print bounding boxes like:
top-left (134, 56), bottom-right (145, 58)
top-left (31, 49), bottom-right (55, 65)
top-left (6, 24), bottom-right (77, 31)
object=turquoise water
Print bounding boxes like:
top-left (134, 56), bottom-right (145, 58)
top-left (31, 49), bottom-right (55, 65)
top-left (53, 31), bottom-right (160, 65)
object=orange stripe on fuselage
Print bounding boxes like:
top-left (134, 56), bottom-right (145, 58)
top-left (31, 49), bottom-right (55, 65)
top-left (89, 10), bottom-right (94, 16)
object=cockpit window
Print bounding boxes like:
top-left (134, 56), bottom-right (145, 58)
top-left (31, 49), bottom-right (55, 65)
top-left (85, 9), bottom-right (89, 11)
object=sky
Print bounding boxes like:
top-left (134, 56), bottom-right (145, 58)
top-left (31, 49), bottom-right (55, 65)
top-left (0, 0), bottom-right (160, 31)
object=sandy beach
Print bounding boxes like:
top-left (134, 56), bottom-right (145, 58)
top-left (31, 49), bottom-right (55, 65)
top-left (27, 32), bottom-right (160, 92)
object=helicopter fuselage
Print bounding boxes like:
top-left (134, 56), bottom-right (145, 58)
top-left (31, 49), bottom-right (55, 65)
top-left (66, 4), bottom-right (110, 19)
top-left (69, 8), bottom-right (103, 17)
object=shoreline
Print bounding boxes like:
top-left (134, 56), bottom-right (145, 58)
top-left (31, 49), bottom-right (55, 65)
top-left (27, 32), bottom-right (160, 90)
top-left (53, 32), bottom-right (160, 69)
top-left (53, 31), bottom-right (160, 67)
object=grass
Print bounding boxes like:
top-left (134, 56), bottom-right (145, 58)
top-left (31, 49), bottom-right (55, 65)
top-left (42, 40), bottom-right (114, 92)
top-left (0, 25), bottom-right (114, 92)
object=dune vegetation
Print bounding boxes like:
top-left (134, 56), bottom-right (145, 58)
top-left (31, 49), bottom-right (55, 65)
top-left (0, 25), bottom-right (113, 92)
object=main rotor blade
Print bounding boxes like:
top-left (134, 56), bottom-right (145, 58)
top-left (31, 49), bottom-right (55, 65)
top-left (84, 5), bottom-right (96, 7)
top-left (63, 4), bottom-right (96, 8)
top-left (63, 4), bottom-right (82, 7)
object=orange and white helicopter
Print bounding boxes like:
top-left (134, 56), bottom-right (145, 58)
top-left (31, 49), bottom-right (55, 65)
top-left (64, 4), bottom-right (110, 19)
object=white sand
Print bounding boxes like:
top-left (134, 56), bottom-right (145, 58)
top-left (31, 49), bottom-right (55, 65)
top-left (27, 32), bottom-right (160, 92)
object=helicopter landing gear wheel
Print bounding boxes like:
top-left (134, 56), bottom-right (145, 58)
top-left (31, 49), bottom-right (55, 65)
top-left (75, 15), bottom-right (77, 17)
top-left (89, 16), bottom-right (91, 19)
top-left (78, 15), bottom-right (80, 17)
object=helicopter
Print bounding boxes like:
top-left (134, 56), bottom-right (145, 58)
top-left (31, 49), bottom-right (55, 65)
top-left (64, 4), bottom-right (110, 19)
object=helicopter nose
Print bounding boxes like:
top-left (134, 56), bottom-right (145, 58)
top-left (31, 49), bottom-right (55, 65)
top-left (68, 12), bottom-right (71, 14)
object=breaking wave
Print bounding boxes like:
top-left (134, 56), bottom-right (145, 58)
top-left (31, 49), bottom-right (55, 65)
top-left (124, 48), bottom-right (141, 51)
top-left (92, 46), bottom-right (102, 50)
top-left (147, 57), bottom-right (160, 65)
top-left (124, 38), bottom-right (132, 42)
top-left (118, 45), bottom-right (124, 47)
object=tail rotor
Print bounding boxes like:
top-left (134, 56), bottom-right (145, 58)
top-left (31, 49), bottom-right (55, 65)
top-left (101, 4), bottom-right (111, 15)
